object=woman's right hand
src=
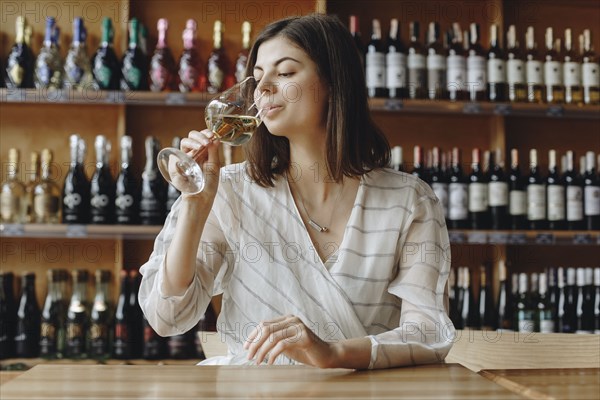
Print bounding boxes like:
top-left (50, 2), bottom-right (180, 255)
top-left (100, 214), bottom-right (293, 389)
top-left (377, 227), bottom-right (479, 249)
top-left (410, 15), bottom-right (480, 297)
top-left (178, 129), bottom-right (221, 200)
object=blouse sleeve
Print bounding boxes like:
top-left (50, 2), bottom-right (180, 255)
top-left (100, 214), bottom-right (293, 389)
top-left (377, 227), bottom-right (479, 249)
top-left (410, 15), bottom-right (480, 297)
top-left (138, 193), bottom-right (232, 337)
top-left (367, 186), bottom-right (455, 369)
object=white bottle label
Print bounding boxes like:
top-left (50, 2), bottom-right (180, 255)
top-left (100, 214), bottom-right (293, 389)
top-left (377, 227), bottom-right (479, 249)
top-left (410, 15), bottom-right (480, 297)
top-left (582, 62), bottom-right (600, 88)
top-left (489, 181), bottom-right (508, 207)
top-left (386, 52), bottom-right (406, 89)
top-left (527, 184), bottom-right (546, 221)
top-left (547, 185), bottom-right (566, 221)
top-left (507, 59), bottom-right (526, 84)
top-left (488, 58), bottom-right (507, 83)
top-left (526, 60), bottom-right (544, 85)
top-left (468, 182), bottom-right (488, 212)
top-left (366, 52), bottom-right (386, 89)
top-left (432, 182), bottom-right (449, 217)
top-left (544, 61), bottom-right (563, 86)
top-left (566, 186), bottom-right (583, 221)
top-left (427, 53), bottom-right (446, 93)
top-left (584, 186), bottom-right (600, 216)
top-left (539, 319), bottom-right (555, 334)
top-left (518, 319), bottom-right (535, 333)
top-left (407, 53), bottom-right (426, 69)
top-left (427, 53), bottom-right (446, 70)
top-left (449, 183), bottom-right (468, 220)
top-left (563, 61), bottom-right (582, 87)
top-left (467, 55), bottom-right (487, 92)
top-left (447, 54), bottom-right (466, 91)
top-left (509, 190), bottom-right (527, 215)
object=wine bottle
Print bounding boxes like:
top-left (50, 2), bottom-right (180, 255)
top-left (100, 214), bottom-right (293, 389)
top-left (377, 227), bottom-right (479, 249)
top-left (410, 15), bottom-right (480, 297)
top-left (63, 134), bottom-right (90, 224)
top-left (487, 24), bottom-right (508, 102)
top-left (448, 268), bottom-right (459, 327)
top-left (479, 265), bottom-right (496, 330)
top-left (453, 267), bottom-right (465, 329)
top-left (430, 147), bottom-right (449, 219)
top-left (366, 19), bottom-right (387, 98)
top-left (113, 270), bottom-right (131, 359)
top-left (462, 268), bottom-right (480, 329)
top-left (537, 272), bottom-right (555, 333)
top-left (446, 23), bottom-right (467, 101)
top-left (468, 148), bottom-right (490, 230)
top-left (559, 268), bottom-right (578, 333)
top-left (565, 151), bottom-right (585, 230)
top-left (0, 272), bottom-right (17, 359)
top-left (390, 145), bottom-right (403, 172)
top-left (90, 135), bottom-right (115, 224)
top-left (65, 270), bottom-right (89, 358)
top-left (547, 267), bottom-right (559, 332)
top-left (527, 149), bottom-right (547, 230)
top-left (139, 136), bottom-right (167, 225)
top-left (410, 145), bottom-right (429, 183)
top-left (4, 16), bottom-right (34, 88)
top-left (88, 270), bottom-right (112, 359)
top-left (92, 17), bottom-right (120, 90)
top-left (583, 151), bottom-right (600, 230)
top-left (575, 268), bottom-right (595, 334)
top-left (593, 268), bottom-right (600, 334)
top-left (178, 19), bottom-right (205, 92)
top-left (64, 17), bottom-right (93, 90)
top-left (467, 23), bottom-right (486, 101)
top-left (426, 22), bottom-right (446, 100)
top-left (563, 28), bottom-right (583, 105)
top-left (143, 317), bottom-right (168, 360)
top-left (506, 25), bottom-right (526, 102)
top-left (121, 18), bottom-right (149, 91)
top-left (496, 260), bottom-right (513, 331)
top-left (407, 21), bottom-right (426, 99)
top-left (150, 18), bottom-right (177, 92)
top-left (349, 15), bottom-right (365, 69)
top-left (386, 18), bottom-right (407, 99)
top-left (39, 269), bottom-right (66, 359)
top-left (0, 148), bottom-right (26, 223)
top-left (582, 29), bottom-right (600, 105)
top-left (207, 20), bottom-right (230, 94)
top-left (448, 147), bottom-right (469, 229)
top-left (515, 273), bottom-right (534, 333)
top-left (525, 26), bottom-right (544, 103)
top-left (23, 151), bottom-right (40, 223)
top-left (33, 149), bottom-right (61, 224)
top-left (235, 21), bottom-right (252, 83)
top-left (139, 23), bottom-right (149, 57)
top-left (547, 149), bottom-right (566, 230)
top-left (115, 136), bottom-right (139, 224)
top-left (129, 270), bottom-right (145, 358)
top-left (488, 149), bottom-right (508, 230)
top-left (35, 17), bottom-right (63, 89)
top-left (14, 272), bottom-right (40, 357)
top-left (544, 27), bottom-right (564, 103)
top-left (166, 137), bottom-right (182, 213)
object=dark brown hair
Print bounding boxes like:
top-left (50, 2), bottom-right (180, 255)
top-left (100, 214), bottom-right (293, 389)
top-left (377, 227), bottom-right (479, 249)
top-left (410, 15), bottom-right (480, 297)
top-left (244, 14), bottom-right (390, 187)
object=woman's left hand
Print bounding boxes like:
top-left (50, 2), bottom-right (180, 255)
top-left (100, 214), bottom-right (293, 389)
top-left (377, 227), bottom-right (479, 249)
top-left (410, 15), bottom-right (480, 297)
top-left (243, 315), bottom-right (339, 368)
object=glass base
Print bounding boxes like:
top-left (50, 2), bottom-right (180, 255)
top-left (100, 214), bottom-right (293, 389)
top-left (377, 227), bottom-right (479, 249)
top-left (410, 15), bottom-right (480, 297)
top-left (157, 147), bottom-right (205, 194)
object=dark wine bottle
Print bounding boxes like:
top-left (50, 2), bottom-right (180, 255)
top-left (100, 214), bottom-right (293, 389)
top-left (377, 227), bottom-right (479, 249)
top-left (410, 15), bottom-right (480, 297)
top-left (446, 23), bottom-right (466, 101)
top-left (143, 317), bottom-right (168, 360)
top-left (88, 270), bottom-right (112, 359)
top-left (207, 20), bottom-right (230, 94)
top-left (479, 265), bottom-right (496, 330)
top-left (448, 268), bottom-right (459, 327)
top-left (547, 267), bottom-right (560, 332)
top-left (426, 22), bottom-right (446, 100)
top-left (558, 268), bottom-right (577, 333)
top-left (113, 270), bottom-right (131, 359)
top-left (35, 17), bottom-right (63, 89)
top-left (462, 268), bottom-right (480, 329)
top-left (349, 15), bottom-right (365, 69)
top-left (0, 272), bottom-right (17, 359)
top-left (467, 23), bottom-right (486, 101)
top-left (168, 329), bottom-right (196, 359)
top-left (235, 21), bottom-right (251, 83)
top-left (488, 149), bottom-right (508, 230)
top-left (411, 145), bottom-right (429, 183)
top-left (565, 151), bottom-right (585, 230)
top-left (448, 147), bottom-right (469, 229)
top-left (544, 27), bottom-right (565, 104)
top-left (536, 272), bottom-right (555, 333)
top-left (506, 25), bottom-right (527, 102)
top-left (115, 136), bottom-right (139, 224)
top-left (39, 269), bottom-right (66, 359)
top-left (515, 273), bottom-right (534, 333)
top-left (453, 267), bottom-right (465, 329)
top-left (487, 24), bottom-right (508, 102)
top-left (149, 18), bottom-right (177, 92)
top-left (15, 272), bottom-right (40, 358)
top-left (65, 270), bottom-right (89, 358)
top-left (526, 149), bottom-right (547, 230)
top-left (547, 149), bottom-right (566, 230)
top-left (563, 28), bottom-right (583, 105)
top-left (386, 18), bottom-right (407, 99)
top-left (121, 18), bottom-right (149, 91)
top-left (582, 30), bottom-right (600, 105)
top-left (583, 151), bottom-right (600, 230)
top-left (366, 19), bottom-right (387, 98)
top-left (90, 135), bottom-right (115, 224)
top-left (4, 16), bottom-right (34, 89)
top-left (430, 147), bottom-right (449, 220)
top-left (64, 17), bottom-right (94, 89)
top-left (139, 136), bottom-right (166, 225)
top-left (468, 148), bottom-right (490, 230)
top-left (129, 270), bottom-right (145, 358)
top-left (407, 21), bottom-right (426, 99)
top-left (62, 134), bottom-right (90, 224)
top-left (496, 261), bottom-right (513, 331)
top-left (575, 268), bottom-right (595, 334)
top-left (166, 137), bottom-right (182, 213)
top-left (525, 26), bottom-right (544, 103)
top-left (178, 19), bottom-right (205, 92)
top-left (92, 17), bottom-right (120, 90)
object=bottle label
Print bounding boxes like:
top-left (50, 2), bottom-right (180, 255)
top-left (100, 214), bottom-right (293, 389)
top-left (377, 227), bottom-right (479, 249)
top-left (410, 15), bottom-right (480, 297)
top-left (208, 65), bottom-right (225, 91)
top-left (467, 54), bottom-right (487, 92)
top-left (582, 62), bottom-right (600, 88)
top-left (63, 193), bottom-right (83, 210)
top-left (0, 193), bottom-right (20, 221)
top-left (366, 52), bottom-right (386, 89)
top-left (386, 52), bottom-right (406, 89)
top-left (125, 67), bottom-right (142, 89)
top-left (539, 319), bottom-right (555, 333)
top-left (95, 66), bottom-right (113, 89)
top-left (544, 61), bottom-right (563, 86)
top-left (116, 194), bottom-right (135, 210)
top-left (567, 186), bottom-right (584, 221)
top-left (432, 182), bottom-right (449, 217)
top-left (517, 319), bottom-right (535, 333)
top-left (584, 186), bottom-right (600, 216)
top-left (468, 182), bottom-right (488, 212)
top-left (91, 194), bottom-right (110, 209)
top-left (34, 194), bottom-right (59, 218)
top-left (66, 322), bottom-right (86, 355)
top-left (427, 54), bottom-right (446, 93)
top-left (563, 61), bottom-right (582, 87)
top-left (8, 64), bottom-right (25, 86)
top-left (488, 58), bottom-right (507, 83)
top-left (509, 190), bottom-right (527, 215)
top-left (489, 181), bottom-right (509, 207)
top-left (449, 183), bottom-right (468, 220)
top-left (547, 185), bottom-right (566, 221)
top-left (526, 60), bottom-right (544, 85)
top-left (507, 59), bottom-right (526, 84)
top-left (427, 53), bottom-right (446, 70)
top-left (447, 54), bottom-right (466, 91)
top-left (407, 53), bottom-right (426, 69)
top-left (527, 184), bottom-right (546, 221)
top-left (150, 65), bottom-right (169, 91)
top-left (40, 322), bottom-right (57, 353)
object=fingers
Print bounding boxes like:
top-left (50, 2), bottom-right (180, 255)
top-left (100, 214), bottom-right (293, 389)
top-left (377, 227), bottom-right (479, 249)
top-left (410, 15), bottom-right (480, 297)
top-left (244, 315), bottom-right (304, 365)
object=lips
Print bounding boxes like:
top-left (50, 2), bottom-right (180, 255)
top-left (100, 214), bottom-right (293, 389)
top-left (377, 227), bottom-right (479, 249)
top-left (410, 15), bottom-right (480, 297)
top-left (261, 103), bottom-right (283, 116)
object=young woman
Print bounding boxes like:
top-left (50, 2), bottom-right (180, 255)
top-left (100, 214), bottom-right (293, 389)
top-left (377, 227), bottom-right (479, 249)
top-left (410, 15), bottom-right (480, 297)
top-left (139, 14), bottom-right (454, 369)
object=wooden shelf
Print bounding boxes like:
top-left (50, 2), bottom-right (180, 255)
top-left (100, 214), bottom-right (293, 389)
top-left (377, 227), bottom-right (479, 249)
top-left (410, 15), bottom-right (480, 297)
top-left (0, 357), bottom-right (202, 370)
top-left (449, 229), bottom-right (600, 246)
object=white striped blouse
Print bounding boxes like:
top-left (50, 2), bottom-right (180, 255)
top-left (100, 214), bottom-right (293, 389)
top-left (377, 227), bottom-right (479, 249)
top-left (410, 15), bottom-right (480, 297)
top-left (139, 162), bottom-right (455, 369)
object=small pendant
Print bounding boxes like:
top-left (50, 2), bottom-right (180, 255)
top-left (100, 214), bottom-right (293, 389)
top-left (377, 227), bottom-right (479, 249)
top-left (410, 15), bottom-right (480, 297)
top-left (308, 219), bottom-right (328, 233)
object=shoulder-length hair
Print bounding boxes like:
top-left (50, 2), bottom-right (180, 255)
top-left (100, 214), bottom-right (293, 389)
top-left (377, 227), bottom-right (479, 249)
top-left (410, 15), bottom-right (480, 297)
top-left (244, 14), bottom-right (390, 187)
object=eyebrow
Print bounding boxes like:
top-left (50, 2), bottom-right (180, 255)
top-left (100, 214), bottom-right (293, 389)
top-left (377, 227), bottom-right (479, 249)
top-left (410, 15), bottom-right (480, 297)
top-left (254, 56), bottom-right (302, 71)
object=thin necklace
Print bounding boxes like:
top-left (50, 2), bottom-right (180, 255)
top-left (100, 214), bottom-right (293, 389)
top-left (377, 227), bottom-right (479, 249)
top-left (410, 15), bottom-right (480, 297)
top-left (290, 177), bottom-right (344, 233)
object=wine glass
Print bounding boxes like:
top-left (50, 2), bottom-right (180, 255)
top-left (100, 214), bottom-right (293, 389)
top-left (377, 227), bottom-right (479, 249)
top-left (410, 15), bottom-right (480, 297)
top-left (157, 76), bottom-right (265, 194)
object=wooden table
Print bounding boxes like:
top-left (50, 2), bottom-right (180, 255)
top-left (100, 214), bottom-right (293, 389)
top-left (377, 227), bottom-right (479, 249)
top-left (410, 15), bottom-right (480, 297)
top-left (480, 368), bottom-right (600, 400)
top-left (0, 363), bottom-right (521, 399)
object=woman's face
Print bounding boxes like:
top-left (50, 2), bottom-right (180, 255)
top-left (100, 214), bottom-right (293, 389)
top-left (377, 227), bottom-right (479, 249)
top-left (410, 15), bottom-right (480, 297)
top-left (253, 36), bottom-right (329, 139)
